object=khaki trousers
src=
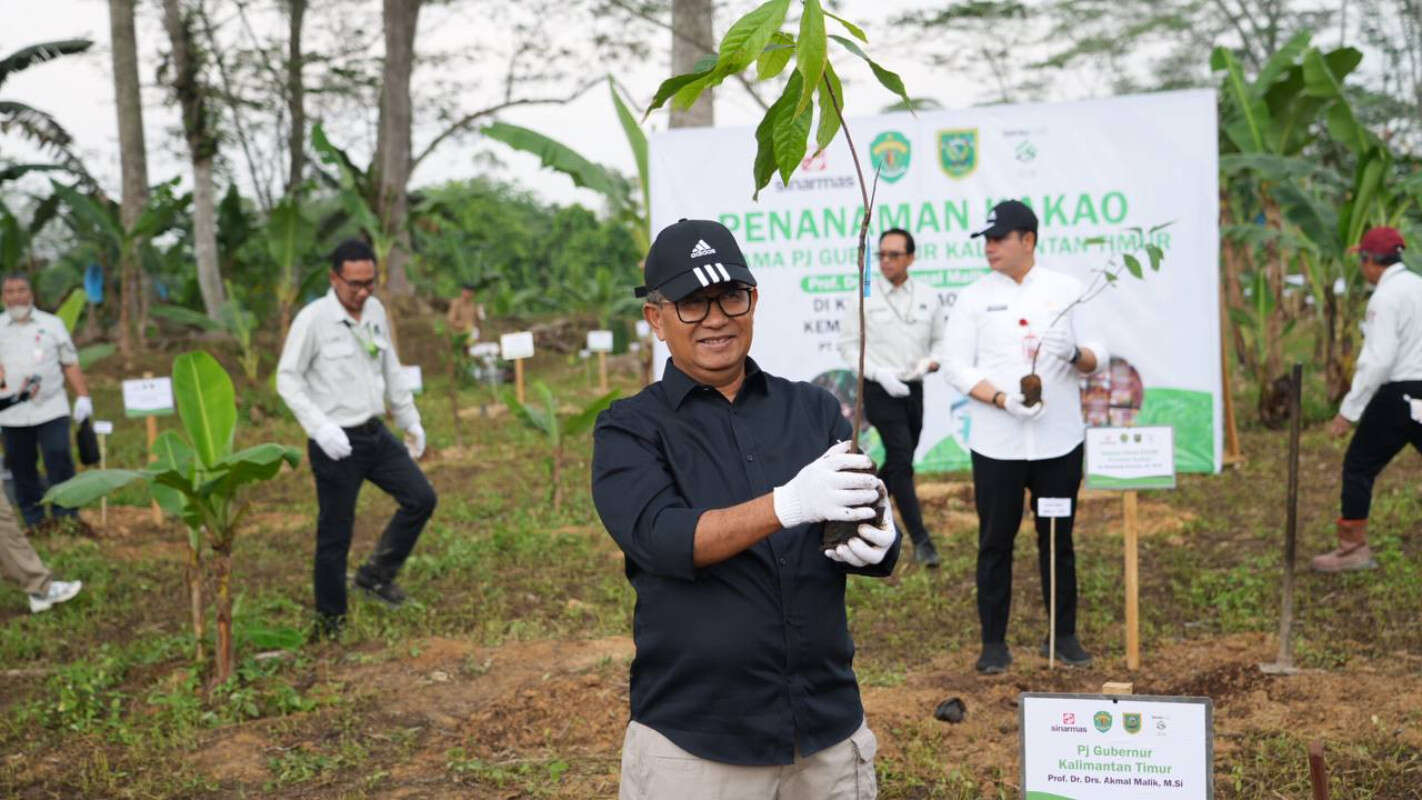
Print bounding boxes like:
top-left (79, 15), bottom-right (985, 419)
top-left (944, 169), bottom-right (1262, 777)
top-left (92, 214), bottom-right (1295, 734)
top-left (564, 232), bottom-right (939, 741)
top-left (0, 497), bottom-right (49, 595)
top-left (618, 720), bottom-right (878, 800)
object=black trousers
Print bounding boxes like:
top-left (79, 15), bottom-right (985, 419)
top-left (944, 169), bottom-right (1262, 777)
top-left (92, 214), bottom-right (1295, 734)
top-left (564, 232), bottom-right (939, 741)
top-left (3, 416), bottom-right (77, 526)
top-left (308, 419), bottom-right (437, 618)
top-left (970, 444), bottom-right (1083, 645)
top-left (864, 380), bottom-right (929, 544)
top-left (1342, 381), bottom-right (1422, 520)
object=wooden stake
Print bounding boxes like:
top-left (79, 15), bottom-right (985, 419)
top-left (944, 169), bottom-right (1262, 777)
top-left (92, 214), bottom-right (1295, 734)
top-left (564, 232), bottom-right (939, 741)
top-left (514, 358), bottom-right (525, 405)
top-left (1221, 294), bottom-right (1245, 466)
top-left (1264, 364), bottom-right (1304, 675)
top-left (144, 371), bottom-right (161, 525)
top-left (1124, 489), bottom-right (1140, 671)
top-left (598, 351), bottom-right (608, 393)
top-left (1049, 515), bottom-right (1057, 670)
top-left (1308, 740), bottom-right (1329, 800)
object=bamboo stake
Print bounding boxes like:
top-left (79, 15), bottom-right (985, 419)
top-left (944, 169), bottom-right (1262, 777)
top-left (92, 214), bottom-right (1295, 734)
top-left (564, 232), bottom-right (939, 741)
top-left (144, 371), bottom-right (161, 525)
top-left (1124, 490), bottom-right (1140, 671)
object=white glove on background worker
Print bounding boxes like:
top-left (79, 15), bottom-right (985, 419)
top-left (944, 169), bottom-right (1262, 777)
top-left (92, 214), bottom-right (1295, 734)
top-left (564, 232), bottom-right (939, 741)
top-left (313, 421), bottom-right (353, 461)
top-left (72, 395), bottom-right (93, 422)
top-left (405, 423), bottom-right (427, 460)
top-left (1003, 393), bottom-right (1046, 421)
top-left (897, 357), bottom-right (938, 383)
top-left (869, 366), bottom-right (911, 398)
top-left (772, 440), bottom-right (880, 528)
top-left (824, 489), bottom-right (897, 567)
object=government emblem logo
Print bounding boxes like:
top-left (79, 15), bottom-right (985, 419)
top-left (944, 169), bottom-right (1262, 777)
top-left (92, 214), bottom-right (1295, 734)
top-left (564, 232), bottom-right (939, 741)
top-left (1093, 711), bottom-right (1113, 733)
top-left (1123, 713), bottom-right (1142, 734)
top-left (870, 131), bottom-right (911, 183)
top-left (938, 129), bottom-right (978, 179)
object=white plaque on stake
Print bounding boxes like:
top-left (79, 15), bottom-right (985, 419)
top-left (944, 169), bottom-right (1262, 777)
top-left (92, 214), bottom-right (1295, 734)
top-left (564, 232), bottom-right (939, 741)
top-left (635, 320), bottom-right (652, 339)
top-left (1086, 426), bottom-right (1177, 490)
top-left (400, 365), bottom-right (423, 395)
top-left (1021, 693), bottom-right (1212, 798)
top-left (1038, 498), bottom-right (1073, 518)
top-left (500, 331), bottom-right (535, 361)
top-left (93, 420), bottom-right (114, 435)
top-left (587, 330), bottom-right (614, 353)
top-left (121, 377), bottom-right (175, 418)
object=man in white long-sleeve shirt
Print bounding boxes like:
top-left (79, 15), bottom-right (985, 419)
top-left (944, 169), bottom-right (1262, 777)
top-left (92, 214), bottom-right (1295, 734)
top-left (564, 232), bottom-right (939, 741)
top-left (1314, 227), bottom-right (1422, 572)
top-left (941, 200), bottom-right (1107, 674)
top-left (838, 228), bottom-right (946, 567)
top-left (277, 239), bottom-right (437, 637)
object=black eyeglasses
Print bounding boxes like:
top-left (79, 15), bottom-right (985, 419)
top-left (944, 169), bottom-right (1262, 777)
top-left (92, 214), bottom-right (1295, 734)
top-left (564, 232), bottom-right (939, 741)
top-left (661, 287), bottom-right (753, 324)
top-left (875, 250), bottom-right (909, 261)
top-left (336, 273), bottom-right (377, 293)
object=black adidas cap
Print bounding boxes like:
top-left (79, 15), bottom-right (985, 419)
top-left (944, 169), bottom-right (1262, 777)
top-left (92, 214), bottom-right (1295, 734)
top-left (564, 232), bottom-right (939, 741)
top-left (971, 199), bottom-right (1038, 238)
top-left (636, 219), bottom-right (756, 302)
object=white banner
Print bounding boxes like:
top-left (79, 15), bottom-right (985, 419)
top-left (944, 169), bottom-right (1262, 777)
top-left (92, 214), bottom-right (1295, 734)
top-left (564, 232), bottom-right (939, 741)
top-left (649, 89), bottom-right (1221, 473)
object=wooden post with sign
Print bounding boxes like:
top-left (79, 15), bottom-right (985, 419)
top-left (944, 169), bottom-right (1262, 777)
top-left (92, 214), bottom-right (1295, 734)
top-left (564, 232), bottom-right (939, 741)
top-left (1085, 426), bottom-right (1176, 672)
top-left (1038, 497), bottom-right (1072, 670)
top-left (500, 332), bottom-right (535, 405)
top-left (143, 372), bottom-right (161, 524)
top-left (122, 373), bottom-right (175, 527)
top-left (636, 320), bottom-right (654, 386)
top-left (94, 420), bottom-right (113, 528)
top-left (587, 330), bottom-right (614, 394)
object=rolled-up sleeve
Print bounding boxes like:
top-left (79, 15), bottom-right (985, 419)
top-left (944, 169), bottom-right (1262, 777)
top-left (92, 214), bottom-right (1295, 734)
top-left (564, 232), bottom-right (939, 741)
top-left (592, 405), bottom-right (703, 581)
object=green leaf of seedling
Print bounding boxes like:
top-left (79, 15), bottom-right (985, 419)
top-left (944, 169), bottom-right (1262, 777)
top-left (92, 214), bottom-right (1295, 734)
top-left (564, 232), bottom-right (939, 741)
top-left (1145, 244), bottom-right (1164, 271)
top-left (824, 10), bottom-right (867, 42)
top-left (753, 72), bottom-right (804, 199)
top-left (717, 0), bottom-right (791, 76)
top-left (827, 35), bottom-right (911, 108)
top-left (42, 470), bottom-right (149, 508)
top-left (795, 0), bottom-right (827, 114)
top-left (645, 67), bottom-right (715, 118)
top-left (1123, 253), bottom-right (1144, 279)
top-left (564, 391), bottom-right (619, 438)
top-left (814, 61), bottom-right (843, 153)
top-left (773, 84), bottom-right (813, 183)
top-left (172, 351), bottom-right (236, 469)
top-left (756, 32), bottom-right (795, 82)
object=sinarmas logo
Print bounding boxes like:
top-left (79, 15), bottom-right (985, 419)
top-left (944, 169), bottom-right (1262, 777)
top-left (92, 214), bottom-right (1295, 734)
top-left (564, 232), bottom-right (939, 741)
top-left (938, 129), bottom-right (978, 178)
top-left (869, 131), bottom-right (911, 183)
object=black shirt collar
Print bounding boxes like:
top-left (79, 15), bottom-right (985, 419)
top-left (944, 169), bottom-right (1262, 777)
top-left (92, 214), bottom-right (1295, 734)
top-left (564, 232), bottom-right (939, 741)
top-left (662, 357), bottom-right (767, 408)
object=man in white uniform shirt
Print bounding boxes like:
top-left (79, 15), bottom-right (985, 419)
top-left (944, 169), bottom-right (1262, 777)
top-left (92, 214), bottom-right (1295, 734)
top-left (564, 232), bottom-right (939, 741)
top-left (839, 228), bottom-right (945, 567)
top-left (0, 275), bottom-right (93, 532)
top-left (1314, 227), bottom-right (1422, 572)
top-left (942, 201), bottom-right (1107, 674)
top-left (277, 240), bottom-right (437, 638)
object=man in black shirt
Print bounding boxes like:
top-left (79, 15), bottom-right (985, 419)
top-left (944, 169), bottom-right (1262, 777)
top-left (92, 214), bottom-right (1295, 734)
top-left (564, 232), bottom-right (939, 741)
top-left (592, 219), bottom-right (901, 800)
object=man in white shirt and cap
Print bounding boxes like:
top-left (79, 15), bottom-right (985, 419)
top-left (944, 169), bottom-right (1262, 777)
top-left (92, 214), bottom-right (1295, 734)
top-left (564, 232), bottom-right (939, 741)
top-left (277, 240), bottom-right (437, 638)
top-left (942, 200), bottom-right (1107, 674)
top-left (1314, 226), bottom-right (1422, 572)
top-left (839, 228), bottom-right (945, 567)
top-left (0, 274), bottom-right (94, 533)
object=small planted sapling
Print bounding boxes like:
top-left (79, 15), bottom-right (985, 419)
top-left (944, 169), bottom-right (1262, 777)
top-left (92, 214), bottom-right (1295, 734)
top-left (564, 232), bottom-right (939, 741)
top-left (503, 382), bottom-right (617, 512)
top-left (44, 351), bottom-right (300, 686)
top-left (1018, 224), bottom-right (1173, 407)
top-left (644, 0), bottom-right (911, 549)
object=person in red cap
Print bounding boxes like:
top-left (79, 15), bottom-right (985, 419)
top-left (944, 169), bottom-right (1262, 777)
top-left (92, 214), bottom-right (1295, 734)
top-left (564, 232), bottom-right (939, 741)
top-left (1315, 226), bottom-right (1422, 571)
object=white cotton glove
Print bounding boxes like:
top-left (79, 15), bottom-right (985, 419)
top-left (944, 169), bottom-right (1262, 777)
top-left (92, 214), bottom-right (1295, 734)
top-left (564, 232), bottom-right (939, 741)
top-left (313, 422), bottom-right (353, 461)
top-left (898, 358), bottom-right (937, 382)
top-left (1003, 393), bottom-right (1046, 421)
top-left (869, 367), bottom-right (911, 398)
top-left (72, 396), bottom-right (93, 422)
top-left (405, 423), bottom-right (426, 459)
top-left (772, 440), bottom-right (880, 528)
top-left (1405, 394), bottom-right (1422, 425)
top-left (824, 487), bottom-right (896, 567)
top-left (1039, 326), bottom-right (1076, 364)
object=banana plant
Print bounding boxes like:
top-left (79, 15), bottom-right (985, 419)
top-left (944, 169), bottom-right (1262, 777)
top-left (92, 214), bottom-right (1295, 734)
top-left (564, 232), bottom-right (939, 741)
top-left (264, 195), bottom-right (317, 342)
top-left (503, 382), bottom-right (617, 511)
top-left (43, 351), bottom-right (300, 686)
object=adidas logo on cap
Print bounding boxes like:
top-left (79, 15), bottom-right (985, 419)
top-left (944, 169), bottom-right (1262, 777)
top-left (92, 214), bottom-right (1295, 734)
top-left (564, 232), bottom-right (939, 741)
top-left (689, 239), bottom-right (717, 258)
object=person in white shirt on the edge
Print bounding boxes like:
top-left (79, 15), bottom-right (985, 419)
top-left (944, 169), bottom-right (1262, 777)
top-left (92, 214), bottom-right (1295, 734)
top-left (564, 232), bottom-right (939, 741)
top-left (277, 239), bottom-right (437, 639)
top-left (941, 200), bottom-right (1107, 674)
top-left (1314, 226), bottom-right (1422, 572)
top-left (0, 274), bottom-right (94, 534)
top-left (838, 228), bottom-right (946, 568)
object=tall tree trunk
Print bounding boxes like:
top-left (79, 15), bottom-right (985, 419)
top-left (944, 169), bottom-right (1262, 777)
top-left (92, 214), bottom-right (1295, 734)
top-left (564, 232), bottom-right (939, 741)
top-left (670, 0), bottom-right (714, 128)
top-left (109, 0), bottom-right (148, 363)
top-left (375, 0), bottom-right (420, 295)
top-left (161, 0), bottom-right (226, 319)
top-left (284, 0), bottom-right (307, 196)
